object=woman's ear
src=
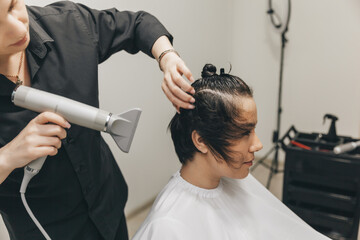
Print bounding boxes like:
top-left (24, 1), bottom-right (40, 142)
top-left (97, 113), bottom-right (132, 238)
top-left (191, 130), bottom-right (208, 154)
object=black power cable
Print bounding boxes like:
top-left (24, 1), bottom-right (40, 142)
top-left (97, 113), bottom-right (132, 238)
top-left (267, 0), bottom-right (282, 29)
top-left (252, 0), bottom-right (292, 189)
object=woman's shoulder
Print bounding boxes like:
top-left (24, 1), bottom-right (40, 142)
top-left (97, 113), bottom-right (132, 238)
top-left (27, 1), bottom-right (78, 19)
top-left (142, 170), bottom-right (224, 221)
top-left (152, 171), bottom-right (224, 209)
top-left (132, 172), bottom-right (197, 239)
top-left (148, 171), bottom-right (197, 212)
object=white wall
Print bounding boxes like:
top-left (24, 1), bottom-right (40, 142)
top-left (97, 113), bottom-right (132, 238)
top-left (230, 0), bottom-right (360, 156)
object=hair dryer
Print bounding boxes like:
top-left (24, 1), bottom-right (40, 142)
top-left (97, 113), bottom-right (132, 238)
top-left (12, 85), bottom-right (141, 175)
top-left (12, 85), bottom-right (142, 240)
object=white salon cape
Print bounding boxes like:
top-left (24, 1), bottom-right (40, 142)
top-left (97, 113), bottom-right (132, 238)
top-left (133, 171), bottom-right (330, 240)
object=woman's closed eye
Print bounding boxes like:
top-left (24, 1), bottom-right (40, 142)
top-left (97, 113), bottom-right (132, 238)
top-left (242, 128), bottom-right (257, 138)
top-left (243, 131), bottom-right (251, 136)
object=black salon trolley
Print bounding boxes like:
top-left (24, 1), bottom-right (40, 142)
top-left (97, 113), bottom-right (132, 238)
top-left (280, 126), bottom-right (360, 240)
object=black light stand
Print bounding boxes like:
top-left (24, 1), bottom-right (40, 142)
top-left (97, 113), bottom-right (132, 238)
top-left (252, 0), bottom-right (292, 189)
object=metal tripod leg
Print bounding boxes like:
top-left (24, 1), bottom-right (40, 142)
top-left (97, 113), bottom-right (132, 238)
top-left (252, 142), bottom-right (283, 189)
top-left (252, 145), bottom-right (276, 171)
top-left (266, 144), bottom-right (280, 189)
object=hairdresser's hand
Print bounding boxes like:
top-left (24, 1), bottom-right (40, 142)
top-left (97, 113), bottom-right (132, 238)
top-left (151, 36), bottom-right (195, 112)
top-left (160, 52), bottom-right (196, 113)
top-left (0, 112), bottom-right (70, 174)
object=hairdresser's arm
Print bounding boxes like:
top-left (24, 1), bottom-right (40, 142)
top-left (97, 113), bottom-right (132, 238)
top-left (0, 154), bottom-right (12, 184)
top-left (0, 112), bottom-right (70, 184)
top-left (152, 36), bottom-right (195, 112)
top-left (72, 4), bottom-right (195, 111)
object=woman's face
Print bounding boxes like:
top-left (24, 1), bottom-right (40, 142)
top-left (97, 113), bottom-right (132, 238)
top-left (209, 97), bottom-right (263, 179)
top-left (0, 0), bottom-right (29, 56)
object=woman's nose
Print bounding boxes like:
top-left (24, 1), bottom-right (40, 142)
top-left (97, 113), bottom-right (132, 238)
top-left (250, 134), bottom-right (263, 153)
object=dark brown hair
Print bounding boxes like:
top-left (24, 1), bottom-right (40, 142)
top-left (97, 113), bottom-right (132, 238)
top-left (169, 64), bottom-right (253, 165)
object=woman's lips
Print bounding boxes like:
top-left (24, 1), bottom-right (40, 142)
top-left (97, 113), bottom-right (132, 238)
top-left (244, 159), bottom-right (254, 166)
top-left (11, 35), bottom-right (27, 47)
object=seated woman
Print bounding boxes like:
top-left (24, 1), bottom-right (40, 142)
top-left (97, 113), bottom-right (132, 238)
top-left (133, 64), bottom-right (330, 240)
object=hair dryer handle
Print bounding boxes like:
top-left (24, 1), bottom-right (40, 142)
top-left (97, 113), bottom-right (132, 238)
top-left (25, 156), bottom-right (47, 174)
top-left (20, 156), bottom-right (47, 194)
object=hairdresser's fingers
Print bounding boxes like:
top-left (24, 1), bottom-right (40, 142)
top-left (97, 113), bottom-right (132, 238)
top-left (170, 71), bottom-right (195, 99)
top-left (165, 72), bottom-right (194, 104)
top-left (161, 80), bottom-right (182, 109)
top-left (37, 124), bottom-right (67, 140)
top-left (169, 71), bottom-right (195, 103)
top-left (162, 81), bottom-right (188, 113)
top-left (174, 105), bottom-right (180, 114)
top-left (160, 52), bottom-right (195, 101)
top-left (13, 146), bottom-right (58, 168)
top-left (170, 103), bottom-right (180, 114)
top-left (36, 136), bottom-right (63, 149)
top-left (0, 114), bottom-right (67, 171)
top-left (177, 62), bottom-right (195, 84)
top-left (20, 134), bottom-right (62, 152)
top-left (163, 75), bottom-right (195, 110)
top-left (33, 146), bottom-right (59, 157)
top-left (174, 61), bottom-right (195, 94)
top-left (33, 112), bottom-right (71, 129)
top-left (22, 135), bottom-right (62, 153)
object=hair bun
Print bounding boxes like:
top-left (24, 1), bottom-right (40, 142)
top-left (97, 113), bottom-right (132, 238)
top-left (201, 64), bottom-right (217, 78)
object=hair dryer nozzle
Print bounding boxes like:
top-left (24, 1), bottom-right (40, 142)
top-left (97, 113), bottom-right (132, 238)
top-left (107, 108), bottom-right (142, 153)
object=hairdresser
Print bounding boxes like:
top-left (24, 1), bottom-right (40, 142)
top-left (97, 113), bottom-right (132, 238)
top-left (0, 1), bottom-right (195, 239)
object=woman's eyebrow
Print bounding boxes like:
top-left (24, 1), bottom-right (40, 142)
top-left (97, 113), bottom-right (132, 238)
top-left (242, 122), bottom-right (257, 129)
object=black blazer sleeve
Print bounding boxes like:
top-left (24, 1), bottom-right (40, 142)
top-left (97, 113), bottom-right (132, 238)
top-left (72, 3), bottom-right (173, 63)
